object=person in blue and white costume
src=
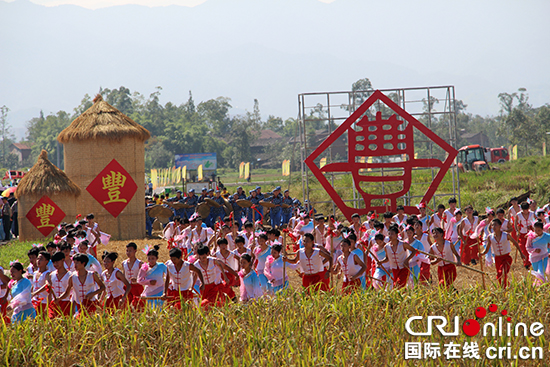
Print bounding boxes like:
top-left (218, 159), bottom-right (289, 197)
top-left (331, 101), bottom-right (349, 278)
top-left (137, 245), bottom-right (167, 308)
top-left (371, 233), bottom-right (392, 291)
top-left (403, 225), bottom-right (429, 286)
top-left (238, 254), bottom-right (263, 303)
top-left (263, 243), bottom-right (289, 294)
top-left (1, 262), bottom-right (36, 323)
top-left (252, 233), bottom-right (271, 294)
top-left (526, 221), bottom-right (550, 285)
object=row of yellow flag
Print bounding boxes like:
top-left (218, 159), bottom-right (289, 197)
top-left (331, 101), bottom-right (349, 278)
top-left (239, 162), bottom-right (250, 179)
top-left (151, 166), bottom-right (187, 190)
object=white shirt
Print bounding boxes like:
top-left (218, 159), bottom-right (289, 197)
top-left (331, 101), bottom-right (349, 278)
top-left (488, 232), bottom-right (511, 257)
top-left (71, 271), bottom-right (98, 304)
top-left (337, 253), bottom-right (362, 282)
top-left (102, 268), bottom-right (125, 299)
top-left (166, 260), bottom-right (194, 291)
top-left (297, 248), bottom-right (324, 275)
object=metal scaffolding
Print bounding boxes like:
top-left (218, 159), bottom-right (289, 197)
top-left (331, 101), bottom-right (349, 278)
top-left (298, 85), bottom-right (461, 215)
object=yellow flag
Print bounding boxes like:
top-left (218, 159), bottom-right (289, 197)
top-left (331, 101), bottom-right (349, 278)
top-left (244, 162), bottom-right (250, 179)
top-left (513, 145), bottom-right (518, 160)
top-left (175, 167), bottom-right (181, 183)
top-left (320, 157), bottom-right (327, 168)
top-left (198, 165), bottom-right (203, 181)
top-left (151, 169), bottom-right (157, 190)
top-left (182, 166), bottom-right (187, 182)
top-left (544, 142), bottom-right (547, 157)
top-left (239, 162), bottom-right (245, 178)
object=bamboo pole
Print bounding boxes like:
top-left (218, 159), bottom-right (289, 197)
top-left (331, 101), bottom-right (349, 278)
top-left (477, 238), bottom-right (486, 289)
top-left (415, 248), bottom-right (489, 275)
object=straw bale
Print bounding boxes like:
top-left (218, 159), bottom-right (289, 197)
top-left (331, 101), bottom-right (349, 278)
top-left (15, 150), bottom-right (81, 199)
top-left (57, 94), bottom-right (150, 144)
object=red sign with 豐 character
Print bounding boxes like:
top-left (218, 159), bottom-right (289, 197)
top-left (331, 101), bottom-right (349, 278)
top-left (305, 90), bottom-right (458, 220)
top-left (86, 159), bottom-right (138, 218)
top-left (26, 196), bottom-right (66, 236)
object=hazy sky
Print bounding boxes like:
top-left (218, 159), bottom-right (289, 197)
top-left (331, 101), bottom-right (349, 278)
top-left (5, 0), bottom-right (334, 9)
top-left (1, 0), bottom-right (548, 140)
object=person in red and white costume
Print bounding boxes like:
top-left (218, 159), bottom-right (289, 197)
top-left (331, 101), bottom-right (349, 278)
top-left (515, 201), bottom-right (534, 269)
top-left (190, 217), bottom-right (214, 247)
top-left (59, 253), bottom-right (105, 317)
top-left (0, 264), bottom-right (11, 323)
top-left (163, 247), bottom-right (204, 309)
top-left (122, 242), bottom-right (144, 310)
top-left (283, 233), bottom-right (332, 292)
top-left (214, 238), bottom-right (240, 300)
top-left (429, 204), bottom-right (447, 231)
top-left (45, 251), bottom-right (73, 318)
top-left (429, 227), bottom-right (461, 288)
top-left (480, 218), bottom-right (524, 288)
top-left (379, 226), bottom-right (416, 288)
top-left (334, 238), bottom-right (366, 294)
top-left (194, 244), bottom-right (238, 309)
top-left (413, 220), bottom-right (432, 282)
top-left (496, 208), bottom-right (511, 233)
top-left (101, 251), bottom-right (131, 310)
top-left (443, 198), bottom-right (458, 232)
top-left (458, 205), bottom-right (479, 265)
top-left (314, 216), bottom-right (327, 245)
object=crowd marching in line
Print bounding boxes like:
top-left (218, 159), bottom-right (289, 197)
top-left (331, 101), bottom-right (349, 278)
top-left (2, 191), bottom-right (550, 324)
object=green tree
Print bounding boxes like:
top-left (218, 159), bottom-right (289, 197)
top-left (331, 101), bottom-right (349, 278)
top-left (26, 110), bottom-right (72, 168)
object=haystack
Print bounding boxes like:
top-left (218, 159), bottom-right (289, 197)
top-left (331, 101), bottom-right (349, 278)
top-left (16, 150), bottom-right (81, 241)
top-left (58, 94), bottom-right (151, 240)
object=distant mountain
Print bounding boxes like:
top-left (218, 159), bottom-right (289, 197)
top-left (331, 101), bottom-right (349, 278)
top-left (1, 0), bottom-right (549, 137)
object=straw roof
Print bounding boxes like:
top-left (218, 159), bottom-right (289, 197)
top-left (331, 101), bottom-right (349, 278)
top-left (57, 94), bottom-right (151, 143)
top-left (15, 150), bottom-right (81, 198)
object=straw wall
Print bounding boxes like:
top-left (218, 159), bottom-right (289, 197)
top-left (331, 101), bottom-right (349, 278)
top-left (18, 194), bottom-right (78, 242)
top-left (63, 138), bottom-right (145, 240)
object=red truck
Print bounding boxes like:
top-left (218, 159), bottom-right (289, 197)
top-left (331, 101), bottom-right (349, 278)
top-left (485, 147), bottom-right (509, 164)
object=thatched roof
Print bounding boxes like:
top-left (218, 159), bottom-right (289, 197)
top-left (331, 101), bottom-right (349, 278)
top-left (57, 94), bottom-right (151, 143)
top-left (15, 150), bottom-right (81, 198)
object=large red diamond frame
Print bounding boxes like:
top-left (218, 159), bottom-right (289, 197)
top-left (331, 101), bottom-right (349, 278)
top-left (26, 195), bottom-right (66, 237)
top-left (86, 159), bottom-right (138, 218)
top-left (304, 90), bottom-right (458, 220)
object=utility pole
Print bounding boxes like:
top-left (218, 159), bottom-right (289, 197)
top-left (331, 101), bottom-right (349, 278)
top-left (0, 105), bottom-right (9, 166)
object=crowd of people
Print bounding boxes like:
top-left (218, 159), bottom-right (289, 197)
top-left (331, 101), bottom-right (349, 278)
top-left (2, 193), bottom-right (550, 324)
top-left (0, 192), bottom-right (19, 242)
top-left (145, 185), bottom-right (300, 235)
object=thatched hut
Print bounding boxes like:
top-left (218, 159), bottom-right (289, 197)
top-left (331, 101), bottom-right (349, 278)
top-left (16, 150), bottom-right (81, 241)
top-left (58, 94), bottom-right (150, 240)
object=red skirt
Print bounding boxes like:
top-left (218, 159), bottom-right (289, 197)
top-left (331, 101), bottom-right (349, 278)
top-left (127, 283), bottom-right (145, 311)
top-left (518, 232), bottom-right (531, 267)
top-left (437, 264), bottom-right (457, 287)
top-left (0, 298), bottom-right (10, 324)
top-left (48, 300), bottom-right (73, 319)
top-left (392, 267), bottom-right (409, 288)
top-left (167, 289), bottom-right (194, 309)
top-left (494, 253), bottom-right (513, 287)
top-left (420, 262), bottom-right (431, 282)
top-left (302, 271), bottom-right (328, 291)
top-left (32, 301), bottom-right (48, 319)
top-left (104, 296), bottom-right (124, 310)
top-left (200, 283), bottom-right (228, 309)
top-left (78, 299), bottom-right (100, 317)
top-left (342, 278), bottom-right (361, 294)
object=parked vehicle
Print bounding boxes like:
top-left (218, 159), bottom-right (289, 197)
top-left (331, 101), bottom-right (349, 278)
top-left (485, 147), bottom-right (509, 163)
top-left (457, 145), bottom-right (489, 172)
top-left (2, 170), bottom-right (26, 180)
